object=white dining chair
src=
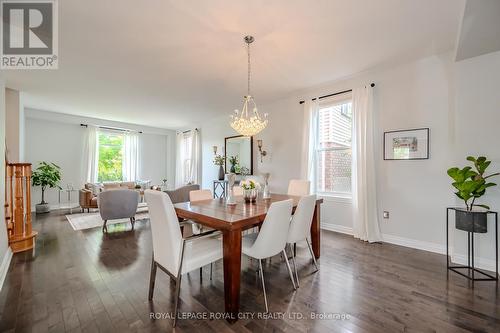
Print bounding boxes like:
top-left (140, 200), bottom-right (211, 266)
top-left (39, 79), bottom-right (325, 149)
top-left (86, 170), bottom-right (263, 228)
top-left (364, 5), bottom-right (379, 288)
top-left (287, 194), bottom-right (318, 287)
top-left (145, 190), bottom-right (222, 327)
top-left (232, 186), bottom-right (243, 196)
top-left (287, 179), bottom-right (310, 196)
top-left (242, 199), bottom-right (296, 312)
top-left (189, 189), bottom-right (213, 202)
top-left (189, 189), bottom-right (213, 234)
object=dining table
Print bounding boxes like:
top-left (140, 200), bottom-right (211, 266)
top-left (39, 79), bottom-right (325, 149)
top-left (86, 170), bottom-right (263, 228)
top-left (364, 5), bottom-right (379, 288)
top-left (174, 193), bottom-right (323, 322)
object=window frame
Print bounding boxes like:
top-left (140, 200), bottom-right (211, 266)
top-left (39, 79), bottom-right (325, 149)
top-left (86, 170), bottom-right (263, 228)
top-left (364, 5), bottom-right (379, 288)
top-left (314, 93), bottom-right (353, 199)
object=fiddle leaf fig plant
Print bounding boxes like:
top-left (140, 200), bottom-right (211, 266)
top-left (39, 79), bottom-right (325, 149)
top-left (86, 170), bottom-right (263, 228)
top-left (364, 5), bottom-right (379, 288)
top-left (32, 162), bottom-right (62, 205)
top-left (447, 156), bottom-right (499, 211)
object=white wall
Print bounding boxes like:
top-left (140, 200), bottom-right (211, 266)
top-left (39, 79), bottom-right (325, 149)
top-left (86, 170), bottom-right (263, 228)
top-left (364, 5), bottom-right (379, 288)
top-left (452, 50), bottom-right (500, 267)
top-left (0, 82), bottom-right (13, 289)
top-left (200, 52), bottom-right (500, 272)
top-left (25, 109), bottom-right (176, 209)
top-left (5, 88), bottom-right (24, 162)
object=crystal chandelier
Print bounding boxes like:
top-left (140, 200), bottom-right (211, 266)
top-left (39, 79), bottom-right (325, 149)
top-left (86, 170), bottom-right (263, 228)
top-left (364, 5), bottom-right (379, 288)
top-left (230, 35), bottom-right (268, 136)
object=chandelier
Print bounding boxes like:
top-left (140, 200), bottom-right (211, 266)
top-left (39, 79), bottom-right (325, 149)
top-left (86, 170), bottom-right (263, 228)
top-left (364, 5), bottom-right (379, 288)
top-left (230, 35), bottom-right (268, 136)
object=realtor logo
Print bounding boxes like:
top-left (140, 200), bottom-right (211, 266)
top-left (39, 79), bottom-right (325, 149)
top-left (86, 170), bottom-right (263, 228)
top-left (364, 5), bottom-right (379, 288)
top-left (1, 0), bottom-right (58, 69)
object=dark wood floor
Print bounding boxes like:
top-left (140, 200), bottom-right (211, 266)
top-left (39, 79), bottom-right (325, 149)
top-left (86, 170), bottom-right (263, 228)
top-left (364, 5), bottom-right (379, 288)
top-left (0, 211), bottom-right (499, 333)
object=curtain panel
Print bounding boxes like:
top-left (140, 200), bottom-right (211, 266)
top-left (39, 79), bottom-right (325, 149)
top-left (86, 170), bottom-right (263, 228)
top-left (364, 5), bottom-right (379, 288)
top-left (351, 86), bottom-right (382, 242)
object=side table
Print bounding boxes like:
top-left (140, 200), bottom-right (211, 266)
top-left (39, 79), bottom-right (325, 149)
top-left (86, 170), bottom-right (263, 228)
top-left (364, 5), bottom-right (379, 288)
top-left (213, 180), bottom-right (228, 198)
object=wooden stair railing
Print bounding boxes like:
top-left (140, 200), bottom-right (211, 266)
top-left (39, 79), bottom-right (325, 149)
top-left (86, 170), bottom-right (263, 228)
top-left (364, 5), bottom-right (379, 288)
top-left (4, 163), bottom-right (37, 253)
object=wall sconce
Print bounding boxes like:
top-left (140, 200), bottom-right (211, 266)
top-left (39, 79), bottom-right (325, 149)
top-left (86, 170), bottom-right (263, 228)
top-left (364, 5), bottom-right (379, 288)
top-left (257, 140), bottom-right (267, 162)
top-left (213, 146), bottom-right (218, 155)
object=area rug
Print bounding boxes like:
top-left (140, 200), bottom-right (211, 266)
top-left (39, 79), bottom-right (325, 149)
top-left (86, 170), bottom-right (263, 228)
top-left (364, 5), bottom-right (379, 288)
top-left (66, 208), bottom-right (149, 231)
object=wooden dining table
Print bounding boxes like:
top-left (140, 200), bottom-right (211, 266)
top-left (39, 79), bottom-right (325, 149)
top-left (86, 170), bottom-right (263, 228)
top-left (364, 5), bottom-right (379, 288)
top-left (174, 193), bottom-right (323, 322)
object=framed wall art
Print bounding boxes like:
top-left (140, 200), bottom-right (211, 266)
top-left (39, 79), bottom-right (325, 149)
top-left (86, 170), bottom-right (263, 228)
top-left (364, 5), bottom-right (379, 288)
top-left (384, 128), bottom-right (429, 160)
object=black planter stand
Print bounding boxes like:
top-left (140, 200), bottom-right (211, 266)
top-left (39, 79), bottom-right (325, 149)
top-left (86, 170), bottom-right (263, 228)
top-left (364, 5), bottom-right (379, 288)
top-left (446, 208), bottom-right (498, 283)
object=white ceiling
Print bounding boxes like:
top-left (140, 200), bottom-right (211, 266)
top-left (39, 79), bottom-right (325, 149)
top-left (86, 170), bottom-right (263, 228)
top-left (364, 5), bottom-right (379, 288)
top-left (455, 0), bottom-right (500, 61)
top-left (2, 0), bottom-right (464, 129)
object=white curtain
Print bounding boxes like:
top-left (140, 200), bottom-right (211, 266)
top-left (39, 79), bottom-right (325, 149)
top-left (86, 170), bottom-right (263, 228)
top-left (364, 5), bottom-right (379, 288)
top-left (175, 129), bottom-right (200, 187)
top-left (352, 86), bottom-right (382, 242)
top-left (123, 132), bottom-right (139, 181)
top-left (82, 125), bottom-right (99, 184)
top-left (300, 99), bottom-right (319, 194)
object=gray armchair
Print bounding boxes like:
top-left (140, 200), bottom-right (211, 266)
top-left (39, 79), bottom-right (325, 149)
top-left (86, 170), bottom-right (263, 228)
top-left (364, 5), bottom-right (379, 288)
top-left (164, 184), bottom-right (200, 204)
top-left (98, 189), bottom-right (139, 232)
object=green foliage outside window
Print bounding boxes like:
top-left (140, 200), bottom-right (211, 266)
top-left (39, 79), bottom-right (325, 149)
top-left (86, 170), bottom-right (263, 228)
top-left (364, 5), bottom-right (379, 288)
top-left (98, 132), bottom-right (123, 182)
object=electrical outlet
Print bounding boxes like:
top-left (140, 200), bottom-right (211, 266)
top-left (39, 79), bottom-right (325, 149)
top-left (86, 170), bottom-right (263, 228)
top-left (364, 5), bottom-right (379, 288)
top-left (383, 211), bottom-right (390, 219)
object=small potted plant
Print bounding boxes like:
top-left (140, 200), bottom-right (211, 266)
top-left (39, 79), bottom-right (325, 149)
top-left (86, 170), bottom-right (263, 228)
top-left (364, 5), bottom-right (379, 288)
top-left (229, 155), bottom-right (239, 173)
top-left (214, 154), bottom-right (226, 180)
top-left (32, 162), bottom-right (62, 214)
top-left (240, 179), bottom-right (260, 203)
top-left (447, 156), bottom-right (499, 233)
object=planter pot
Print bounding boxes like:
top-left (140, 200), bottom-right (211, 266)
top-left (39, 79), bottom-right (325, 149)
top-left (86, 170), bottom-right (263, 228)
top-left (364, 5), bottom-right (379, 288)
top-left (36, 203), bottom-right (50, 214)
top-left (244, 189), bottom-right (257, 203)
top-left (455, 209), bottom-right (488, 233)
top-left (218, 166), bottom-right (225, 181)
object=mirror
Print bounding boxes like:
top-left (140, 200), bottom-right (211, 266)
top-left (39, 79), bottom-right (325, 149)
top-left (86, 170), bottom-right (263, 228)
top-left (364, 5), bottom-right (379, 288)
top-left (225, 135), bottom-right (253, 175)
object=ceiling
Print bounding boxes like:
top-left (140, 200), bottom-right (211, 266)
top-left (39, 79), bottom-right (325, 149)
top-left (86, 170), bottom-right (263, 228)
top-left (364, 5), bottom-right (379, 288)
top-left (455, 0), bottom-right (500, 61)
top-left (2, 0), bottom-right (465, 129)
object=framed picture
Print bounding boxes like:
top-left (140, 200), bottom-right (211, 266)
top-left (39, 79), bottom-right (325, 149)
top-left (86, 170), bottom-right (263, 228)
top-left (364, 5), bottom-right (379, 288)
top-left (384, 128), bottom-right (429, 160)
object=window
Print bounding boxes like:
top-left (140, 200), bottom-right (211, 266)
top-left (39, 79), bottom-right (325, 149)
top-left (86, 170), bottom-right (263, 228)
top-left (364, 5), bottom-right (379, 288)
top-left (97, 131), bottom-right (124, 182)
top-left (315, 98), bottom-right (353, 196)
top-left (180, 132), bottom-right (193, 184)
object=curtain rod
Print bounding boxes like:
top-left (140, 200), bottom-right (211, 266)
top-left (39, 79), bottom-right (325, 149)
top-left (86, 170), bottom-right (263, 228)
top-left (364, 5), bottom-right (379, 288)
top-left (298, 83), bottom-right (375, 104)
top-left (181, 128), bottom-right (198, 134)
top-left (80, 123), bottom-right (143, 134)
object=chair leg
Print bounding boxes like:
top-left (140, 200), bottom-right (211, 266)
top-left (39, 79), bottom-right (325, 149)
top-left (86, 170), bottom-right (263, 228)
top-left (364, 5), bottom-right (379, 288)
top-left (289, 244), bottom-right (299, 287)
top-left (258, 259), bottom-right (269, 313)
top-left (306, 238), bottom-right (319, 272)
top-left (210, 263), bottom-right (213, 281)
top-left (148, 258), bottom-right (157, 300)
top-left (102, 220), bottom-right (107, 233)
top-left (173, 275), bottom-right (182, 327)
top-left (283, 250), bottom-right (297, 290)
top-left (130, 217), bottom-right (135, 230)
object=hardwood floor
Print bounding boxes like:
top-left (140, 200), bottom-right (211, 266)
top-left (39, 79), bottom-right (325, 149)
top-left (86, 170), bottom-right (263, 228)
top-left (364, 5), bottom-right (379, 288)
top-left (0, 211), bottom-right (499, 332)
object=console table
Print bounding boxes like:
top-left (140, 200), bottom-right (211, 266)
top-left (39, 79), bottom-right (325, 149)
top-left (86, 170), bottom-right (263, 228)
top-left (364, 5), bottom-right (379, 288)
top-left (446, 207), bottom-right (498, 283)
top-left (213, 180), bottom-right (228, 198)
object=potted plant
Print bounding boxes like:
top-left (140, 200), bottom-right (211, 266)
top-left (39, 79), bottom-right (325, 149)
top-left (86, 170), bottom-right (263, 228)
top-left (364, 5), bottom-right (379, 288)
top-left (229, 155), bottom-right (239, 173)
top-left (214, 154), bottom-right (226, 180)
top-left (240, 179), bottom-right (260, 203)
top-left (32, 162), bottom-right (62, 213)
top-left (447, 156), bottom-right (499, 233)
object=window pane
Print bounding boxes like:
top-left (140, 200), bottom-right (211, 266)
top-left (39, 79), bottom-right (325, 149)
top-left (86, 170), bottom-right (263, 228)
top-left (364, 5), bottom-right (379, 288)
top-left (316, 101), bottom-right (352, 195)
top-left (98, 132), bottom-right (124, 182)
top-left (316, 149), bottom-right (352, 194)
top-left (318, 102), bottom-right (352, 150)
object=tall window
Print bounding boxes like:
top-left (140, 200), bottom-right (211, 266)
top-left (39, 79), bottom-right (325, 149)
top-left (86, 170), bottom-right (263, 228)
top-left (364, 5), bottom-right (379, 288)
top-left (315, 97), bottom-right (353, 196)
top-left (98, 131), bottom-right (124, 182)
top-left (180, 132), bottom-right (193, 184)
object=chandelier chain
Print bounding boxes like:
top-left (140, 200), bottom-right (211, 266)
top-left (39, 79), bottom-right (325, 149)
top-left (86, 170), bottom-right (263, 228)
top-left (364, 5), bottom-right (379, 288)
top-left (247, 40), bottom-right (251, 97)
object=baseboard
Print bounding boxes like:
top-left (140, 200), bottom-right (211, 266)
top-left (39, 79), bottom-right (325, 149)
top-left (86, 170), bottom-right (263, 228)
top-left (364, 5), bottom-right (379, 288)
top-left (321, 222), bottom-right (353, 235)
top-left (0, 247), bottom-right (13, 291)
top-left (320, 222), bottom-right (498, 276)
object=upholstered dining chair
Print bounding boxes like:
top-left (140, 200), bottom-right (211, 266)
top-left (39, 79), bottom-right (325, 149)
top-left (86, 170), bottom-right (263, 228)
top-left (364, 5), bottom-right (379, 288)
top-left (189, 189), bottom-right (213, 234)
top-left (145, 190), bottom-right (222, 327)
top-left (98, 189), bottom-right (139, 233)
top-left (287, 194), bottom-right (319, 286)
top-left (287, 179), bottom-right (310, 196)
top-left (242, 199), bottom-right (296, 312)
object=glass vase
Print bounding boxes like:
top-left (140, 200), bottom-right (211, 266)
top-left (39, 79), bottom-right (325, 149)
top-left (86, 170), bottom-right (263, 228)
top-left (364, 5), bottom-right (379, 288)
top-left (244, 189), bottom-right (257, 203)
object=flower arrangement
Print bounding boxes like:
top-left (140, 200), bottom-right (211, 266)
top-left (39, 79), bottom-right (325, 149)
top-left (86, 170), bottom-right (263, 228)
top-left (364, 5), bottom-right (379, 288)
top-left (229, 155), bottom-right (239, 166)
top-left (240, 179), bottom-right (260, 190)
top-left (213, 154), bottom-right (225, 166)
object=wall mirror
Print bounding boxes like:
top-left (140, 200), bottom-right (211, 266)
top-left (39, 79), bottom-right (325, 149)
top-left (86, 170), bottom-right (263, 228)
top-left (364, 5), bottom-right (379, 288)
top-left (225, 135), bottom-right (253, 175)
